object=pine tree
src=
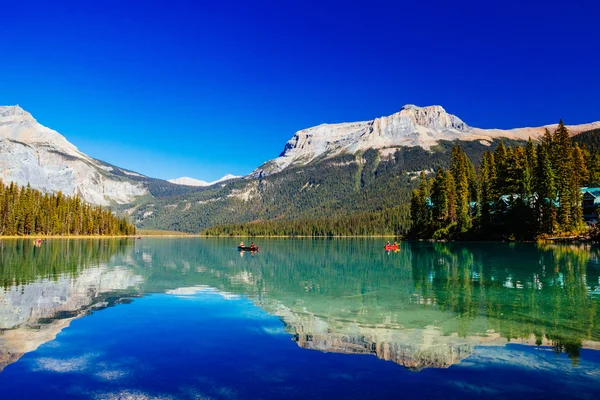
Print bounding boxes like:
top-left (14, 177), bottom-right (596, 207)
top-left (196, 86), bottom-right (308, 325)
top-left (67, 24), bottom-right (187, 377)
top-left (571, 144), bottom-right (587, 230)
top-left (410, 171), bottom-right (429, 236)
top-left (430, 168), bottom-right (449, 227)
top-left (553, 120), bottom-right (574, 231)
top-left (480, 151), bottom-right (495, 230)
top-left (450, 145), bottom-right (471, 232)
top-left (494, 141), bottom-right (508, 195)
top-left (534, 144), bottom-right (556, 234)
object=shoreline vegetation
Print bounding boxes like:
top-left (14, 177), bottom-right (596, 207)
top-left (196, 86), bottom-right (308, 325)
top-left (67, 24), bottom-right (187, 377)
top-left (0, 229), bottom-right (192, 239)
top-left (0, 180), bottom-right (135, 236)
top-left (409, 121), bottom-right (598, 242)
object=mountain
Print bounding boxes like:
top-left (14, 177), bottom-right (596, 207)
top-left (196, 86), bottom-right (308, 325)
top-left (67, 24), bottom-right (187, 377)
top-left (135, 105), bottom-right (600, 232)
top-left (168, 177), bottom-right (210, 186)
top-left (0, 106), bottom-right (205, 206)
top-left (3, 104), bottom-right (598, 233)
top-left (168, 174), bottom-right (241, 187)
top-left (253, 104), bottom-right (600, 176)
top-left (0, 106), bottom-right (148, 205)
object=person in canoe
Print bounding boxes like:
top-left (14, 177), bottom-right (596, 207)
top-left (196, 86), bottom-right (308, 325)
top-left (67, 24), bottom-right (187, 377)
top-left (239, 241), bottom-right (244, 247)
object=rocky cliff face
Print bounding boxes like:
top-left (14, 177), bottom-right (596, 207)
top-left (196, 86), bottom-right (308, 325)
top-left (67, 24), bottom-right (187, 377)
top-left (254, 104), bottom-right (600, 176)
top-left (0, 106), bottom-right (148, 205)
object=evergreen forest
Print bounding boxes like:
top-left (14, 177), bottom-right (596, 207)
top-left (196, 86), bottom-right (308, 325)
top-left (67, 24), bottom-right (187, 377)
top-left (410, 121), bottom-right (598, 240)
top-left (0, 181), bottom-right (136, 236)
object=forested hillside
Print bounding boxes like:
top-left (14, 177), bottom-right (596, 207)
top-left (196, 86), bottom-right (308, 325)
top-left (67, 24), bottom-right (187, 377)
top-left (573, 128), bottom-right (600, 151)
top-left (137, 139), bottom-right (524, 233)
top-left (0, 181), bottom-right (136, 236)
top-left (202, 206), bottom-right (410, 236)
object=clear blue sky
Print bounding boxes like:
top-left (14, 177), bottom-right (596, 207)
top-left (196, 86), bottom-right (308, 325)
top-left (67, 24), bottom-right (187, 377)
top-left (1, 0), bottom-right (598, 181)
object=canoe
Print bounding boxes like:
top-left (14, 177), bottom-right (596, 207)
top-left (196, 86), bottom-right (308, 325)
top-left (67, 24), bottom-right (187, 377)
top-left (384, 245), bottom-right (399, 250)
top-left (238, 246), bottom-right (258, 252)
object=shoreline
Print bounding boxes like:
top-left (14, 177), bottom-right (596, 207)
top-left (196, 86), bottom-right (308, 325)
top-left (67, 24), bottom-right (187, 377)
top-left (0, 234), bottom-right (592, 243)
top-left (0, 234), bottom-right (194, 239)
top-left (0, 234), bottom-right (400, 240)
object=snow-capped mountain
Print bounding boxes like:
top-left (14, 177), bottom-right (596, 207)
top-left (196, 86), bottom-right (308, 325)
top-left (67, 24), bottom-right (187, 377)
top-left (254, 104), bottom-right (600, 176)
top-left (0, 105), bottom-right (148, 205)
top-left (168, 174), bottom-right (241, 187)
top-left (167, 177), bottom-right (210, 186)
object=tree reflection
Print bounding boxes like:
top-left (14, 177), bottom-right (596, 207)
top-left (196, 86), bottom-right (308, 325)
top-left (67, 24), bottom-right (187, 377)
top-left (410, 242), bottom-right (600, 364)
top-left (0, 238), bottom-right (133, 287)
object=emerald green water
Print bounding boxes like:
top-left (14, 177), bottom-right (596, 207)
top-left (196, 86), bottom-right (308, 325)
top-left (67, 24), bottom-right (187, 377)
top-left (0, 238), bottom-right (599, 399)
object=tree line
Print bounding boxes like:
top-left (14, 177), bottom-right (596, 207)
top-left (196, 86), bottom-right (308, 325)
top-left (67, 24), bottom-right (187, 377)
top-left (202, 205), bottom-right (410, 236)
top-left (0, 181), bottom-right (136, 236)
top-left (410, 121), bottom-right (595, 240)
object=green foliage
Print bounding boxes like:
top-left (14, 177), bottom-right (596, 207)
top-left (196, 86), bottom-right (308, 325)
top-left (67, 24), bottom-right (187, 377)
top-left (411, 122), bottom-right (591, 240)
top-left (572, 128), bottom-right (600, 151)
top-left (201, 205), bottom-right (410, 236)
top-left (0, 239), bottom-right (131, 287)
top-left (0, 181), bottom-right (136, 236)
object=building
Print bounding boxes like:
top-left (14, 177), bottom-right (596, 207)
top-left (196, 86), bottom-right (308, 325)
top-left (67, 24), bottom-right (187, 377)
top-left (581, 187), bottom-right (600, 222)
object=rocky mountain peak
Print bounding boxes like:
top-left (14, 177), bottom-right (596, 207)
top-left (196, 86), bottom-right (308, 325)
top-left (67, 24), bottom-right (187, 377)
top-left (253, 104), bottom-right (600, 177)
top-left (0, 105), bottom-right (148, 205)
top-left (396, 104), bottom-right (469, 131)
top-left (0, 105), bottom-right (36, 123)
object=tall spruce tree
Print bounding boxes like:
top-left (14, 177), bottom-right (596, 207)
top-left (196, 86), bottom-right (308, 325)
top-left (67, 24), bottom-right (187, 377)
top-left (553, 120), bottom-right (575, 231)
top-left (410, 171), bottom-right (429, 236)
top-left (494, 141), bottom-right (508, 195)
top-left (534, 141), bottom-right (557, 234)
top-left (450, 145), bottom-right (471, 232)
top-left (430, 168), bottom-right (449, 227)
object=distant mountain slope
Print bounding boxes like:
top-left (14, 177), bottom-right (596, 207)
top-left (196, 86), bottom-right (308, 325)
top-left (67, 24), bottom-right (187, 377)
top-left (573, 128), bottom-right (600, 151)
top-left (253, 105), bottom-right (600, 176)
top-left (0, 106), bottom-right (206, 205)
top-left (168, 177), bottom-right (210, 186)
top-left (168, 174), bottom-right (241, 187)
top-left (134, 139), bottom-right (527, 232)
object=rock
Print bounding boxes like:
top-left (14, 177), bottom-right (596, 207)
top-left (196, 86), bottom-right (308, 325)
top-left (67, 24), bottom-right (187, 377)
top-left (253, 104), bottom-right (600, 176)
top-left (0, 105), bottom-right (148, 205)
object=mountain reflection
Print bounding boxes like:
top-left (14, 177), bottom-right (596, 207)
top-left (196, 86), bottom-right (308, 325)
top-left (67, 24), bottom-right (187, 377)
top-left (0, 239), bottom-right (142, 371)
top-left (1, 238), bottom-right (599, 372)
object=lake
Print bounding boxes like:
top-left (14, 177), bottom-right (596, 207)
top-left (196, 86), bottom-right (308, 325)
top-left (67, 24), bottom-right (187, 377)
top-left (0, 238), bottom-right (599, 399)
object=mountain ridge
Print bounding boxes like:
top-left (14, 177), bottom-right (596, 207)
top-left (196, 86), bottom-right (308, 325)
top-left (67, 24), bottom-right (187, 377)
top-left (253, 104), bottom-right (600, 176)
top-left (168, 174), bottom-right (241, 187)
top-left (2, 104), bottom-right (599, 233)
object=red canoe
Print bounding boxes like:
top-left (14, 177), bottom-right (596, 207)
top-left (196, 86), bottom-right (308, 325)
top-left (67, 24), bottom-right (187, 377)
top-left (384, 245), bottom-right (399, 251)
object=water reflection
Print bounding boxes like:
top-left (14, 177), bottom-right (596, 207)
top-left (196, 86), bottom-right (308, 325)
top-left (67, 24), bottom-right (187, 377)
top-left (1, 238), bottom-right (599, 373)
top-left (0, 239), bottom-right (142, 371)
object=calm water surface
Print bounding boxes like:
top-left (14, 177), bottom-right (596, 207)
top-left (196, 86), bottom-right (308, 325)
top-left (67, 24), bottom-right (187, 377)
top-left (0, 238), bottom-right (599, 399)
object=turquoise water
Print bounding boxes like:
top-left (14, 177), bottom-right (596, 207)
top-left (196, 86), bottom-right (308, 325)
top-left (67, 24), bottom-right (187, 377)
top-left (0, 238), bottom-right (599, 399)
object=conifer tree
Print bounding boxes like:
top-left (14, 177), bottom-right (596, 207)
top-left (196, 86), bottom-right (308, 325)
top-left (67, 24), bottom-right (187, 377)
top-left (410, 171), bottom-right (429, 236)
top-left (480, 151), bottom-right (495, 229)
top-left (534, 143), bottom-right (556, 234)
top-left (553, 120), bottom-right (574, 231)
top-left (494, 141), bottom-right (508, 195)
top-left (450, 145), bottom-right (471, 232)
top-left (430, 168), bottom-right (449, 227)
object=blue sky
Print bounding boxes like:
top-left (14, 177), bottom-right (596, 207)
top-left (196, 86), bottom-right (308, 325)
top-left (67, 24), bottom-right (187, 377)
top-left (1, 0), bottom-right (599, 181)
